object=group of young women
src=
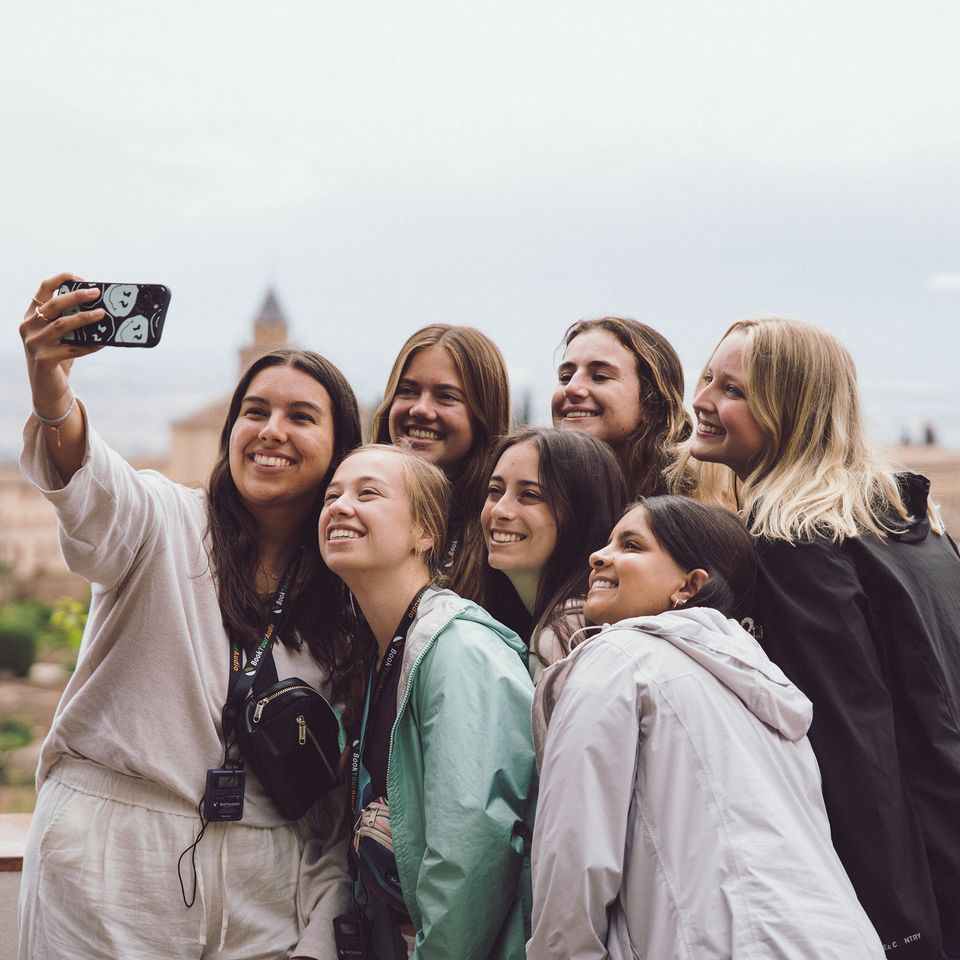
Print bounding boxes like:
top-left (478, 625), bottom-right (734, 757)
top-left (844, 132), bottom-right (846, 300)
top-left (17, 272), bottom-right (960, 960)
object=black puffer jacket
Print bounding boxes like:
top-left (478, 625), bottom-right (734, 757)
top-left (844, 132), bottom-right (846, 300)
top-left (752, 474), bottom-right (960, 960)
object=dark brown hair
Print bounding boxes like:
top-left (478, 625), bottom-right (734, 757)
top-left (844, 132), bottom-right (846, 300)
top-left (559, 317), bottom-right (693, 498)
top-left (481, 428), bottom-right (628, 663)
top-left (639, 495), bottom-right (756, 620)
top-left (207, 349), bottom-right (364, 702)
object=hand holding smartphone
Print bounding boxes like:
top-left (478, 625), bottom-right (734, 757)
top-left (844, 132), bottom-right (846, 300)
top-left (58, 281), bottom-right (171, 348)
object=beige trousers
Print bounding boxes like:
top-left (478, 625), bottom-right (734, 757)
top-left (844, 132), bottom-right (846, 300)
top-left (19, 758), bottom-right (309, 960)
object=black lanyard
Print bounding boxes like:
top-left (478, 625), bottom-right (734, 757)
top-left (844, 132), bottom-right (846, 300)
top-left (349, 585), bottom-right (429, 814)
top-left (221, 548), bottom-right (303, 750)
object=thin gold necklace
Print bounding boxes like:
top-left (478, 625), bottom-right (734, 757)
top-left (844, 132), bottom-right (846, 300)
top-left (258, 561), bottom-right (280, 582)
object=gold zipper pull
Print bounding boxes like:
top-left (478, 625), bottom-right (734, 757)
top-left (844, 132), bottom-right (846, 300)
top-left (297, 715), bottom-right (306, 745)
top-left (253, 699), bottom-right (269, 723)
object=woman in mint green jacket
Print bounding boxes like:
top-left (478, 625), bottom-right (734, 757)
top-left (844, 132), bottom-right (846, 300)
top-left (320, 443), bottom-right (536, 959)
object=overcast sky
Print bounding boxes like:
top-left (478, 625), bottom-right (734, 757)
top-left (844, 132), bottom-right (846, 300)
top-left (2, 0), bottom-right (959, 461)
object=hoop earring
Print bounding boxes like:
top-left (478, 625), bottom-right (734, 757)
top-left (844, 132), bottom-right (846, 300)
top-left (672, 596), bottom-right (686, 609)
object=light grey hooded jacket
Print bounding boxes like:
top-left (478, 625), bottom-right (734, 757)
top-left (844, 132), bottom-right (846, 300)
top-left (527, 607), bottom-right (884, 960)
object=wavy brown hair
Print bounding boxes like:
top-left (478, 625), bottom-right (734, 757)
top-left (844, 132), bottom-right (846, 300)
top-left (558, 317), bottom-right (693, 498)
top-left (370, 324), bottom-right (511, 600)
top-left (207, 349), bottom-right (363, 706)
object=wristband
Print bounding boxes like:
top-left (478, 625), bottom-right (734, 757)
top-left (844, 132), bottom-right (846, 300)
top-left (33, 397), bottom-right (77, 448)
top-left (33, 397), bottom-right (77, 426)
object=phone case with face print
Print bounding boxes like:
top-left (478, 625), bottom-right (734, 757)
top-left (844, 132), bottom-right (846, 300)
top-left (58, 281), bottom-right (171, 348)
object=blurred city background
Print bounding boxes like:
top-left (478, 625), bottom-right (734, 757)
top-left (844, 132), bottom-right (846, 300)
top-left (2, 0), bottom-right (959, 815)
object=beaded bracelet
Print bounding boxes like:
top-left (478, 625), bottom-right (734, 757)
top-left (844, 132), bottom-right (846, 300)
top-left (33, 396), bottom-right (77, 448)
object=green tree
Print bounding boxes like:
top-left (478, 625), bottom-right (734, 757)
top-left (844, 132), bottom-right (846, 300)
top-left (0, 601), bottom-right (51, 676)
top-left (48, 598), bottom-right (88, 652)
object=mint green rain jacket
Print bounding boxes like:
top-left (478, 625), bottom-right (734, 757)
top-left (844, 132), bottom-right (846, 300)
top-left (365, 587), bottom-right (536, 960)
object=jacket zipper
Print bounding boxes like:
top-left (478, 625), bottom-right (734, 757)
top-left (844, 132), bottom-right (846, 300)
top-left (385, 609), bottom-right (460, 781)
top-left (252, 684), bottom-right (315, 723)
top-left (383, 602), bottom-right (462, 928)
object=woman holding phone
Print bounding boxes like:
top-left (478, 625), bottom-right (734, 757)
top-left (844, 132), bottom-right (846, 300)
top-left (18, 274), bottom-right (362, 959)
top-left (370, 324), bottom-right (511, 599)
top-left (320, 444), bottom-right (535, 959)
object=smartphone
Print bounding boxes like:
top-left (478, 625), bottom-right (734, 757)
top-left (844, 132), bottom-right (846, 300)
top-left (58, 281), bottom-right (171, 348)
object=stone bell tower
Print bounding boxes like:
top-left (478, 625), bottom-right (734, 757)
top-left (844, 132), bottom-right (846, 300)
top-left (167, 289), bottom-right (292, 486)
top-left (238, 289), bottom-right (289, 377)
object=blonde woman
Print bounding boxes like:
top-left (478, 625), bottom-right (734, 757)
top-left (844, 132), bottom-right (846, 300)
top-left (18, 275), bottom-right (363, 959)
top-left (371, 324), bottom-right (511, 600)
top-left (688, 317), bottom-right (960, 960)
top-left (319, 444), bottom-right (535, 959)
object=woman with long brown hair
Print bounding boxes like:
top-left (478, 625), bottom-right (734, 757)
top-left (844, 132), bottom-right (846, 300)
top-left (479, 427), bottom-right (627, 679)
top-left (370, 324), bottom-right (511, 600)
top-left (552, 316), bottom-right (692, 498)
top-left (18, 273), bottom-right (363, 959)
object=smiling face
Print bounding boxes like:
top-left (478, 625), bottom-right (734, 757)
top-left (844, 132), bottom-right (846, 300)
top-left (104, 283), bottom-right (138, 317)
top-left (387, 344), bottom-right (476, 474)
top-left (228, 365), bottom-right (336, 521)
top-left (690, 331), bottom-right (767, 480)
top-left (584, 506), bottom-right (692, 625)
top-left (319, 449), bottom-right (431, 588)
top-left (115, 314), bottom-right (149, 343)
top-left (551, 328), bottom-right (644, 453)
top-left (481, 441), bottom-right (558, 613)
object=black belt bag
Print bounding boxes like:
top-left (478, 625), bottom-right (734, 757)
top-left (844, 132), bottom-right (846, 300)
top-left (236, 674), bottom-right (341, 821)
top-left (222, 549), bottom-right (342, 821)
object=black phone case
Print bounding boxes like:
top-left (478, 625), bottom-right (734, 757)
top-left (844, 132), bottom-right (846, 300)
top-left (59, 281), bottom-right (171, 348)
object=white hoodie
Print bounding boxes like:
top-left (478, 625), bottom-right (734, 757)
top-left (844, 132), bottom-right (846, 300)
top-left (527, 607), bottom-right (884, 960)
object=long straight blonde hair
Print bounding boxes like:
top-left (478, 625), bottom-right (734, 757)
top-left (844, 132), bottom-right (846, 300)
top-left (685, 317), bottom-right (916, 542)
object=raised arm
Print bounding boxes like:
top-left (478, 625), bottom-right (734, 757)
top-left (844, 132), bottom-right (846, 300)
top-left (20, 273), bottom-right (105, 483)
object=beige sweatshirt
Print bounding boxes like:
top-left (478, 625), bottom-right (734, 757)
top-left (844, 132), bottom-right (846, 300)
top-left (20, 413), bottom-right (350, 959)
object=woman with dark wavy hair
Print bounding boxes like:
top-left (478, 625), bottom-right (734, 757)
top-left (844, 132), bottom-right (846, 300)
top-left (18, 273), bottom-right (362, 960)
top-left (552, 316), bottom-right (692, 498)
top-left (529, 495), bottom-right (884, 960)
top-left (480, 427), bottom-right (627, 678)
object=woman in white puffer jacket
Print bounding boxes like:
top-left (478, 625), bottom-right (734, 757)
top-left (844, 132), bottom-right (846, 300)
top-left (528, 496), bottom-right (884, 960)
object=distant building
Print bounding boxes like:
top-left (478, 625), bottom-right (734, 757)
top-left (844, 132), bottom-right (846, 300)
top-left (166, 289), bottom-right (289, 486)
top-left (0, 462), bottom-right (68, 593)
top-left (886, 441), bottom-right (960, 532)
